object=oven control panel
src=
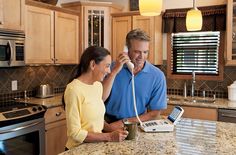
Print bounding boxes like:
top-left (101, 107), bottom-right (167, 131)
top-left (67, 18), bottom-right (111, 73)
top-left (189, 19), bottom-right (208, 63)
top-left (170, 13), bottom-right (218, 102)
top-left (0, 105), bottom-right (46, 121)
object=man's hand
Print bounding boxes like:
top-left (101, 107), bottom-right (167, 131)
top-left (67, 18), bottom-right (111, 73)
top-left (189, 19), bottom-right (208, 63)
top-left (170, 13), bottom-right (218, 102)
top-left (108, 120), bottom-right (124, 131)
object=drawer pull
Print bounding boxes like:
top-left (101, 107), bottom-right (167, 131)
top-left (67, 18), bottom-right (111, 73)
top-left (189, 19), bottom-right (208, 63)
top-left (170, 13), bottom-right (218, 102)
top-left (56, 112), bottom-right (62, 117)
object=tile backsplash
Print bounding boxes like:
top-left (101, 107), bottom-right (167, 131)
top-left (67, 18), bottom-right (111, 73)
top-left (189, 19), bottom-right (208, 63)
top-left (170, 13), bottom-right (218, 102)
top-left (158, 61), bottom-right (236, 99)
top-left (0, 61), bottom-right (235, 101)
top-left (0, 65), bottom-right (78, 101)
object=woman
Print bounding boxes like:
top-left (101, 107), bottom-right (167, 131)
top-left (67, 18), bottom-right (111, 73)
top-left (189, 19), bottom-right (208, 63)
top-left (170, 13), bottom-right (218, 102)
top-left (64, 46), bottom-right (128, 150)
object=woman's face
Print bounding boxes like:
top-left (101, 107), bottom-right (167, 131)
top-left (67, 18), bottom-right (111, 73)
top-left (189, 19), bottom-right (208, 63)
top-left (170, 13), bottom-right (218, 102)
top-left (93, 55), bottom-right (111, 81)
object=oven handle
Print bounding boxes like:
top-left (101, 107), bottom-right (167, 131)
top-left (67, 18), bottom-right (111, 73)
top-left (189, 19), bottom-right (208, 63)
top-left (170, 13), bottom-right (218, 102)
top-left (0, 120), bottom-right (43, 134)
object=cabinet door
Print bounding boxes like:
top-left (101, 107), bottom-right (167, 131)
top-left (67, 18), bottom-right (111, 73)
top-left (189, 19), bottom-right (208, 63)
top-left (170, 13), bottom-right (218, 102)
top-left (133, 15), bottom-right (163, 65)
top-left (55, 12), bottom-right (79, 64)
top-left (112, 16), bottom-right (131, 60)
top-left (162, 105), bottom-right (217, 121)
top-left (25, 6), bottom-right (54, 64)
top-left (0, 0), bottom-right (24, 30)
top-left (226, 0), bottom-right (236, 65)
top-left (84, 6), bottom-right (110, 51)
top-left (45, 120), bottom-right (67, 155)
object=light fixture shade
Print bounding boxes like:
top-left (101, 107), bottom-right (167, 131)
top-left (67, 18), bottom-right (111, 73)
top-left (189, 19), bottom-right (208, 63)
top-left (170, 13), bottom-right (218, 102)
top-left (139, 0), bottom-right (162, 16)
top-left (186, 8), bottom-right (202, 31)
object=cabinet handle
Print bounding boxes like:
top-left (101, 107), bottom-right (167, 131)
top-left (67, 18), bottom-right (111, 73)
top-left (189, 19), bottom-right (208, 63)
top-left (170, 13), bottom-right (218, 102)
top-left (55, 58), bottom-right (58, 61)
top-left (56, 112), bottom-right (62, 117)
top-left (0, 21), bottom-right (2, 25)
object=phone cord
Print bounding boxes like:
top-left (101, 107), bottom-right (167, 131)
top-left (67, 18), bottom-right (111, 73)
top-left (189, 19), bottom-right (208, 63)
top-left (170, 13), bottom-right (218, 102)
top-left (131, 74), bottom-right (143, 127)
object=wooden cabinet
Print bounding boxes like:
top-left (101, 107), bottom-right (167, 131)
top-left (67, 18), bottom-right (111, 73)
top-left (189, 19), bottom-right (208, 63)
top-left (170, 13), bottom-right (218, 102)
top-left (54, 11), bottom-right (79, 64)
top-left (226, 0), bottom-right (236, 65)
top-left (112, 16), bottom-right (131, 60)
top-left (61, 1), bottom-right (122, 54)
top-left (162, 105), bottom-right (218, 121)
top-left (44, 106), bottom-right (67, 155)
top-left (0, 0), bottom-right (24, 30)
top-left (112, 11), bottom-right (163, 65)
top-left (25, 5), bottom-right (79, 64)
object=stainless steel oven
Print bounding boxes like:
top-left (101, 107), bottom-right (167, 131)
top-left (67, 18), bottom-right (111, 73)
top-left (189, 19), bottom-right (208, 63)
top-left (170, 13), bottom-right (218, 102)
top-left (0, 101), bottom-right (46, 155)
top-left (0, 29), bottom-right (25, 67)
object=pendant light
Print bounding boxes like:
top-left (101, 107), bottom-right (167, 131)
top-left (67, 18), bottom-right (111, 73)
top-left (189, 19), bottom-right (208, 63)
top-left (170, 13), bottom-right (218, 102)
top-left (139, 0), bottom-right (162, 16)
top-left (186, 0), bottom-right (202, 31)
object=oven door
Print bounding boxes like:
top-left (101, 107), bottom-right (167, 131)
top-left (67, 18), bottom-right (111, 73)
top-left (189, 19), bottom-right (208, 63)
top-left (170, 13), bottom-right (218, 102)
top-left (0, 118), bottom-right (45, 155)
top-left (0, 40), bottom-right (12, 67)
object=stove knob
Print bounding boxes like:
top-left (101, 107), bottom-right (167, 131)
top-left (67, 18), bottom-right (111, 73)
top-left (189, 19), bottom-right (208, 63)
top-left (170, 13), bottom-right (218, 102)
top-left (32, 107), bottom-right (37, 112)
top-left (38, 106), bottom-right (43, 111)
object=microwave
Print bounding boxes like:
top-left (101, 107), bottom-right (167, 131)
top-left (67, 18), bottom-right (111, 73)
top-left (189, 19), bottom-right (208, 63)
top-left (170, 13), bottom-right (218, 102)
top-left (0, 29), bottom-right (25, 67)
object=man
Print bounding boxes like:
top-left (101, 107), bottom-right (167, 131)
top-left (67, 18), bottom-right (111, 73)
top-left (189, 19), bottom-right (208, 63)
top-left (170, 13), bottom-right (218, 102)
top-left (102, 29), bottom-right (167, 129)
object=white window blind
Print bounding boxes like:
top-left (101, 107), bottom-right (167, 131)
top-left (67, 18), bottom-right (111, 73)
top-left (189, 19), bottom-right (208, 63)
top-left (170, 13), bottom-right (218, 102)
top-left (171, 31), bottom-right (220, 75)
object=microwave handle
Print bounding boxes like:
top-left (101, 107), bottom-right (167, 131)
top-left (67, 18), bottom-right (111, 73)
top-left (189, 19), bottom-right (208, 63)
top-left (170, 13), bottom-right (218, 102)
top-left (6, 42), bottom-right (11, 65)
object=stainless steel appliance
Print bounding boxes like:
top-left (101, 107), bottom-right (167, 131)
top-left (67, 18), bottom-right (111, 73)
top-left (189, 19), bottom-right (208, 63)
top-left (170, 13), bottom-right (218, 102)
top-left (0, 101), bottom-right (46, 155)
top-left (36, 84), bottom-right (54, 98)
top-left (0, 29), bottom-right (25, 67)
top-left (218, 108), bottom-right (236, 123)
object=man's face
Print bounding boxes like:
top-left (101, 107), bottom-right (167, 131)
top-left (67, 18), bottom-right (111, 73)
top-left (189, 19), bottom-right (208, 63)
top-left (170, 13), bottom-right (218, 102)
top-left (128, 39), bottom-right (149, 67)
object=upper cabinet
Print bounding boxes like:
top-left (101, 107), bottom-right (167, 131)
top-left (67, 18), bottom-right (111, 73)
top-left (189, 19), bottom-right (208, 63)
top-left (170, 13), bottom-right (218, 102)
top-left (226, 0), bottom-right (236, 65)
top-left (54, 11), bottom-right (79, 64)
top-left (61, 1), bottom-right (122, 53)
top-left (112, 12), bottom-right (163, 65)
top-left (0, 0), bottom-right (24, 31)
top-left (25, 4), bottom-right (79, 64)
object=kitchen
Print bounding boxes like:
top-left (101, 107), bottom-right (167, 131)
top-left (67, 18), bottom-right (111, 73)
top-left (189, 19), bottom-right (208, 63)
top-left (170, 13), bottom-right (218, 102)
top-left (0, 0), bottom-right (236, 155)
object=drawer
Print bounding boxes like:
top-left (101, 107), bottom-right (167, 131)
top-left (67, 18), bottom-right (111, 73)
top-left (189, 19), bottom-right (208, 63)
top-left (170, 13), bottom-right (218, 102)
top-left (44, 106), bottom-right (66, 124)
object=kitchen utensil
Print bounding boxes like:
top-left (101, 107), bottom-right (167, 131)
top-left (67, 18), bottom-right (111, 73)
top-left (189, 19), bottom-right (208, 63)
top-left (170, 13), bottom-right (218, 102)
top-left (36, 84), bottom-right (54, 98)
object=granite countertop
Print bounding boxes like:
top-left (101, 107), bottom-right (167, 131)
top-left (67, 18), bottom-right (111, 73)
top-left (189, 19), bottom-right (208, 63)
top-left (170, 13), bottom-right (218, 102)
top-left (18, 94), bottom-right (236, 110)
top-left (59, 118), bottom-right (236, 155)
top-left (18, 93), bottom-right (63, 108)
top-left (167, 95), bottom-right (236, 110)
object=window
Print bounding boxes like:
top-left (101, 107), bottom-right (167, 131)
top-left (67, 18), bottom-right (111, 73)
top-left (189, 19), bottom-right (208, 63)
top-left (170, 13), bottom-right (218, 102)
top-left (167, 31), bottom-right (224, 81)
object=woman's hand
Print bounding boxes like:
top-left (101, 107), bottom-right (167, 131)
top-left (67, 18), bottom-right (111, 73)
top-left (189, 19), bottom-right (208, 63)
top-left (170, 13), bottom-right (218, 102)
top-left (112, 53), bottom-right (131, 74)
top-left (109, 130), bottom-right (128, 142)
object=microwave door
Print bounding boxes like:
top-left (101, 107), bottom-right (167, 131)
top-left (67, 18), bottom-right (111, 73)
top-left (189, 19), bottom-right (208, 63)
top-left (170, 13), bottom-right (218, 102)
top-left (11, 41), bottom-right (25, 66)
top-left (0, 40), bottom-right (11, 67)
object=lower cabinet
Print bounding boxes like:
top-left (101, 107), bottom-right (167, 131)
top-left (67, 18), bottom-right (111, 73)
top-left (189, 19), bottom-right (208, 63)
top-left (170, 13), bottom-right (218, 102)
top-left (44, 106), bottom-right (67, 155)
top-left (162, 105), bottom-right (218, 121)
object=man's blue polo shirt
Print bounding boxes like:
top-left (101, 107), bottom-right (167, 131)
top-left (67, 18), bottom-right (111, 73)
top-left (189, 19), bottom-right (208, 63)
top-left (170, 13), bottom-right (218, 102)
top-left (105, 61), bottom-right (167, 120)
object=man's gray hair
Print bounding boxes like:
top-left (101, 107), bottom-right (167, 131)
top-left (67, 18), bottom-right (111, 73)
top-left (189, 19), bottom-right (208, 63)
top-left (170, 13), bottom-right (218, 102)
top-left (126, 29), bottom-right (150, 49)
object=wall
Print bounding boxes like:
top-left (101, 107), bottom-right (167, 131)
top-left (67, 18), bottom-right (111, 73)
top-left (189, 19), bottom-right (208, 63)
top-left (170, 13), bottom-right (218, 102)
top-left (158, 61), bottom-right (235, 99)
top-left (160, 0), bottom-right (232, 99)
top-left (0, 0), bottom-right (232, 101)
top-left (0, 65), bottom-right (77, 101)
top-left (162, 0), bottom-right (227, 60)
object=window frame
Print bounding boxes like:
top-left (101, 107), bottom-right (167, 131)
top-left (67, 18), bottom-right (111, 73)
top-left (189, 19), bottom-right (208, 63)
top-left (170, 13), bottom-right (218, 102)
top-left (167, 32), bottom-right (224, 81)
